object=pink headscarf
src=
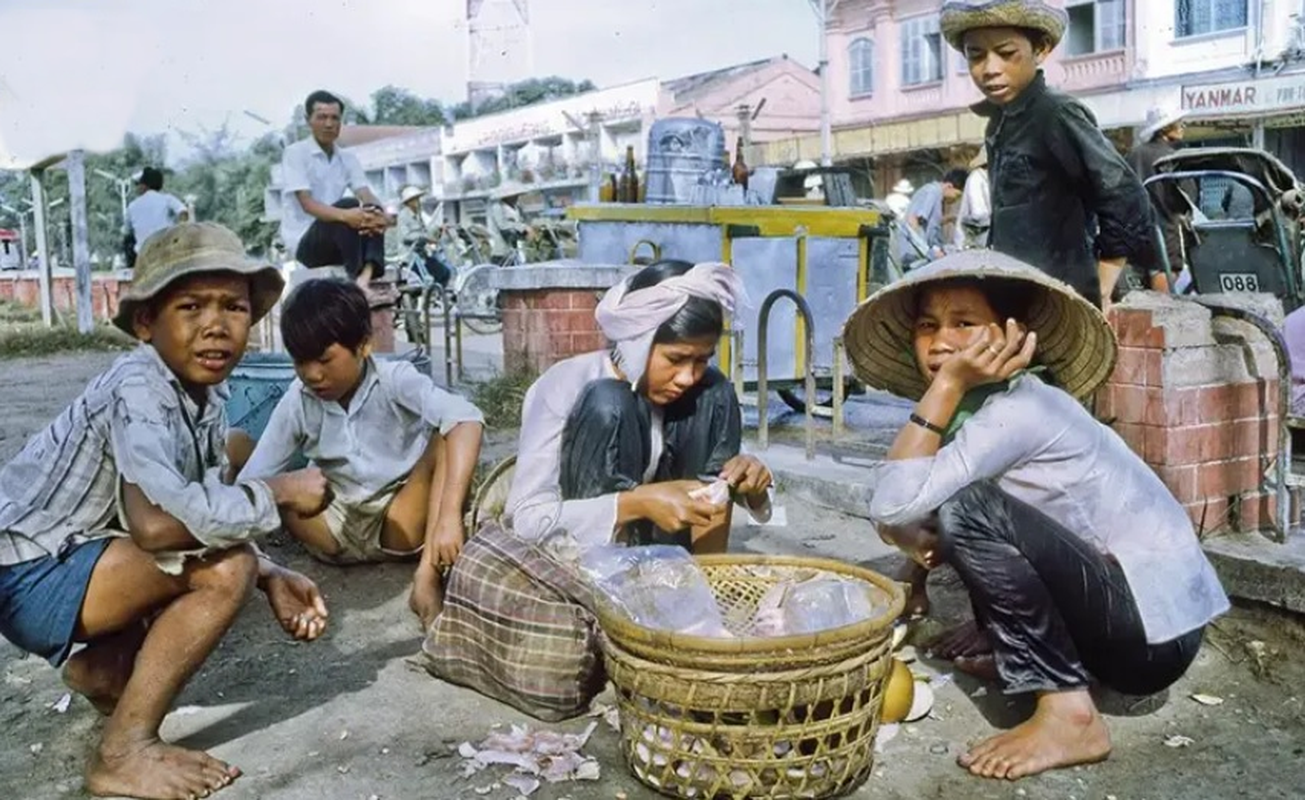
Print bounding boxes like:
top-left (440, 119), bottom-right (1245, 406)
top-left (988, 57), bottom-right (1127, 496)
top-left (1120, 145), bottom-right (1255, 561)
top-left (594, 262), bottom-right (744, 388)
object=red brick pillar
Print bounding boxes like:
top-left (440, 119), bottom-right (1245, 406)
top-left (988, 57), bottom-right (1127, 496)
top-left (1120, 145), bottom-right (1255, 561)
top-left (1103, 294), bottom-right (1283, 534)
top-left (497, 265), bottom-right (635, 375)
top-left (501, 289), bottom-right (606, 374)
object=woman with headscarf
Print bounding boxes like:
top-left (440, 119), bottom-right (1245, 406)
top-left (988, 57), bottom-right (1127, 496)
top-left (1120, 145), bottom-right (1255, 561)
top-left (505, 260), bottom-right (773, 553)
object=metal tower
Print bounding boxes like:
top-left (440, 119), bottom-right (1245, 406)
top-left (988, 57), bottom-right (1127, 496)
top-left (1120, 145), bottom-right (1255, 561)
top-left (467, 0), bottom-right (533, 110)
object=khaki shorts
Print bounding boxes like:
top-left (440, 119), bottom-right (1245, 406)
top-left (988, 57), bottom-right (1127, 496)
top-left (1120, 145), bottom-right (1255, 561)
top-left (306, 481), bottom-right (423, 565)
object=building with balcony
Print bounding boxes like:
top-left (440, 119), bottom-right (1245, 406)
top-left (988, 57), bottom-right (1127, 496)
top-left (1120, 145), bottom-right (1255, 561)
top-left (756, 0), bottom-right (1148, 192)
top-left (264, 55), bottom-right (821, 231)
top-left (753, 0), bottom-right (1305, 192)
top-left (1132, 0), bottom-right (1305, 175)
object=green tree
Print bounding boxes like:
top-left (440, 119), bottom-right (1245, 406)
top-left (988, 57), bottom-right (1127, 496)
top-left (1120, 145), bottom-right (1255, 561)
top-left (452, 76), bottom-right (597, 120)
top-left (370, 85), bottom-right (447, 127)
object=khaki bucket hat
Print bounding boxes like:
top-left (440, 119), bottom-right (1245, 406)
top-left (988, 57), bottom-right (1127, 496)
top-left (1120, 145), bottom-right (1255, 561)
top-left (841, 250), bottom-right (1117, 401)
top-left (113, 222), bottom-right (285, 337)
top-left (940, 0), bottom-right (1069, 52)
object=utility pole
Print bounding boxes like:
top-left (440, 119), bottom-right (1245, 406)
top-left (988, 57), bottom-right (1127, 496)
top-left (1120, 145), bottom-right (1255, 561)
top-left (808, 0), bottom-right (840, 167)
top-left (67, 150), bottom-right (94, 333)
top-left (29, 171), bottom-right (54, 325)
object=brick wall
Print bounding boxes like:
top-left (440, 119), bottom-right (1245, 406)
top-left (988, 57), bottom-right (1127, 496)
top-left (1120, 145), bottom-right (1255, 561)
top-left (1102, 293), bottom-right (1287, 535)
top-left (0, 274), bottom-right (129, 321)
top-left (501, 288), bottom-right (606, 375)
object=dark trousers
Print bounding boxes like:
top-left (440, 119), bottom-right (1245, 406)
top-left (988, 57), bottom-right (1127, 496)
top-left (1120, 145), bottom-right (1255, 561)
top-left (296, 198), bottom-right (386, 280)
top-left (937, 482), bottom-right (1203, 696)
top-left (559, 367), bottom-right (741, 547)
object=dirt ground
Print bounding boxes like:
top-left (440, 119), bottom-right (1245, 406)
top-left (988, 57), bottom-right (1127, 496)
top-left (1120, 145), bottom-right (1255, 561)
top-left (2, 351), bottom-right (1304, 800)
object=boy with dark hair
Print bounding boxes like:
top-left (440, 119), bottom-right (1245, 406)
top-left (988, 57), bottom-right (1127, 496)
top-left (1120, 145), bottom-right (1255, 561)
top-left (941, 0), bottom-right (1154, 309)
top-left (239, 278), bottom-right (485, 629)
top-left (900, 168), bottom-right (968, 268)
top-left (0, 222), bottom-right (331, 800)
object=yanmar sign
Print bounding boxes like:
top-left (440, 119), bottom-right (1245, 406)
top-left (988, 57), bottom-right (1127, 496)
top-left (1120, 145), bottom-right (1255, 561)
top-left (1182, 72), bottom-right (1305, 117)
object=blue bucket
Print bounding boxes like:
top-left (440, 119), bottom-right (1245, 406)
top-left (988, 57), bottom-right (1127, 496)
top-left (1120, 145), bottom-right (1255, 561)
top-left (226, 351), bottom-right (432, 441)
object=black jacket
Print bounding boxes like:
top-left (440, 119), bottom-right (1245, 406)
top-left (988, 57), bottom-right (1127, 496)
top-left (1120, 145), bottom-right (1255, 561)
top-left (979, 72), bottom-right (1154, 307)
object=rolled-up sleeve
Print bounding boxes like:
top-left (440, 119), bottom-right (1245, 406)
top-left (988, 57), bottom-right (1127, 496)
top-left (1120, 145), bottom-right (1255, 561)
top-left (868, 386), bottom-right (1062, 525)
top-left (110, 378), bottom-right (280, 547)
top-left (1048, 103), bottom-right (1155, 262)
top-left (391, 364), bottom-right (485, 434)
top-left (505, 380), bottom-right (617, 551)
top-left (281, 144), bottom-right (312, 194)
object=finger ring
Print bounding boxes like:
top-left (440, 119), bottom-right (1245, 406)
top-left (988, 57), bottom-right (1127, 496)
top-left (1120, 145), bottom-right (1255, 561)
top-left (987, 345), bottom-right (1001, 355)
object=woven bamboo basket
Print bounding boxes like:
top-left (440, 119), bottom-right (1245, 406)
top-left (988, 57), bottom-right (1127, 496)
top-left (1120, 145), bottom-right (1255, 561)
top-left (597, 555), bottom-right (904, 799)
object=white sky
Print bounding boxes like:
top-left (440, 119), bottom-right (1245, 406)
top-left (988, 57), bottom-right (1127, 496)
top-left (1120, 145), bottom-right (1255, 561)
top-left (0, 0), bottom-right (819, 167)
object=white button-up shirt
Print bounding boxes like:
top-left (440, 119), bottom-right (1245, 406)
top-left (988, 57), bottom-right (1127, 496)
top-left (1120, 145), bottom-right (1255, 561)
top-left (239, 358), bottom-right (484, 504)
top-left (869, 375), bottom-right (1229, 645)
top-left (126, 190), bottom-right (187, 245)
top-left (278, 136), bottom-right (370, 256)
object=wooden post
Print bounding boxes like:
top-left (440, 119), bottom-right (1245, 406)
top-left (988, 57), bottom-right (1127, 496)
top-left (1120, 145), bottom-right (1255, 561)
top-left (28, 170), bottom-right (54, 326)
top-left (66, 150), bottom-right (94, 333)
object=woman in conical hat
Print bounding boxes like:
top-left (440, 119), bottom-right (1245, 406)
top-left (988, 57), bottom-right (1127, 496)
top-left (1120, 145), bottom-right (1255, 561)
top-left (506, 260), bottom-right (773, 553)
top-left (843, 250), bottom-right (1228, 780)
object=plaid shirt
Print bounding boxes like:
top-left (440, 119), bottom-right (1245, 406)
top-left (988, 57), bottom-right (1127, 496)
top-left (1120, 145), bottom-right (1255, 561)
top-left (0, 346), bottom-right (280, 566)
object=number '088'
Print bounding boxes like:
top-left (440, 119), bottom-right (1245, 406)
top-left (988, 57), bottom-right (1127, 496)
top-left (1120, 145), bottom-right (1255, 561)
top-left (1219, 275), bottom-right (1259, 292)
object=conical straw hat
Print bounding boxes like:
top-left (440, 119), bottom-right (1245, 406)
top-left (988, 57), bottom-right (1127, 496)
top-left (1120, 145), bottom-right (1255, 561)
top-left (841, 249), bottom-right (1117, 401)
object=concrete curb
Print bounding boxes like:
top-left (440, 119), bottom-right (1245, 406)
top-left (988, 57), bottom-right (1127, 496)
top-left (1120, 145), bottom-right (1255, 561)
top-left (1203, 533), bottom-right (1305, 614)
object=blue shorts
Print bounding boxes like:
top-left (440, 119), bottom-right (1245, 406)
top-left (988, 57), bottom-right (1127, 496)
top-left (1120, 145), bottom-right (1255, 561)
top-left (0, 538), bottom-right (112, 666)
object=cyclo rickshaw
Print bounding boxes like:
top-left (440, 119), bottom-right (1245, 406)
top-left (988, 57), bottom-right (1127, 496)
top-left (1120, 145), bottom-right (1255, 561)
top-left (1144, 146), bottom-right (1305, 312)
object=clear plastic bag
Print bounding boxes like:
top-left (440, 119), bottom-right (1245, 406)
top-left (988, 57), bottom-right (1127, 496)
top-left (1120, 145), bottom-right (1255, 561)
top-left (779, 576), bottom-right (878, 635)
top-left (580, 545), bottom-right (732, 638)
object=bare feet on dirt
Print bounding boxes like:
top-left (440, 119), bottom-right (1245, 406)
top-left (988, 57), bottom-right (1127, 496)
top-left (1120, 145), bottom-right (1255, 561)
top-left (86, 738), bottom-right (240, 800)
top-left (958, 689), bottom-right (1112, 780)
top-left (928, 619), bottom-right (992, 660)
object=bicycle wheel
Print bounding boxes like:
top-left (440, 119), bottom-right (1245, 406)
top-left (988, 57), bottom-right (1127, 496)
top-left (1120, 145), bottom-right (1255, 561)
top-left (460, 290), bottom-right (503, 335)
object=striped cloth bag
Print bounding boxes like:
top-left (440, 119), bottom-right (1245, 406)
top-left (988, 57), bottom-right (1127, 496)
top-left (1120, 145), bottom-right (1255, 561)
top-left (420, 522), bottom-right (607, 721)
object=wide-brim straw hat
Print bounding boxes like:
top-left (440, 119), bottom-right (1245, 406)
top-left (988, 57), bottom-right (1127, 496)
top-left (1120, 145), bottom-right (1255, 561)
top-left (940, 1), bottom-right (1069, 52)
top-left (400, 185), bottom-right (426, 204)
top-left (113, 222), bottom-right (285, 337)
top-left (1139, 106), bottom-right (1188, 143)
top-left (842, 250), bottom-right (1117, 401)
top-left (493, 181), bottom-right (529, 200)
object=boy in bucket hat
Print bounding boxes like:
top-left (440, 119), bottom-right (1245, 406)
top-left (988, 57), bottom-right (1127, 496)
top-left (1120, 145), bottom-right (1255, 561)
top-left (844, 250), bottom-right (1228, 780)
top-left (941, 1), bottom-right (1154, 309)
top-left (0, 222), bottom-right (333, 799)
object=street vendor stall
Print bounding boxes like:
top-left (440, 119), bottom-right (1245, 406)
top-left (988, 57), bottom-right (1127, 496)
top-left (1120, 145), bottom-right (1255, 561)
top-left (567, 203), bottom-right (893, 393)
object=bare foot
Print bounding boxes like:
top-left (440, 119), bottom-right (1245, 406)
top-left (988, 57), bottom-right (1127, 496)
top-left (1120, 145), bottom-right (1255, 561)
top-left (63, 623), bottom-right (148, 716)
top-left (959, 689), bottom-right (1111, 780)
top-left (954, 653), bottom-right (1000, 682)
top-left (87, 738), bottom-right (239, 800)
top-left (927, 619), bottom-right (991, 660)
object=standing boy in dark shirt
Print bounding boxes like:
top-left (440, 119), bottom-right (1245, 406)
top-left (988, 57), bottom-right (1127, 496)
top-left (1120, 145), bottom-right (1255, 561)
top-left (941, 0), bottom-right (1154, 309)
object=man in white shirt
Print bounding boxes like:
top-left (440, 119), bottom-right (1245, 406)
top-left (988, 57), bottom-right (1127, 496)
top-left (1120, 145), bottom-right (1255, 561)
top-left (124, 167), bottom-right (188, 267)
top-left (280, 90), bottom-right (390, 292)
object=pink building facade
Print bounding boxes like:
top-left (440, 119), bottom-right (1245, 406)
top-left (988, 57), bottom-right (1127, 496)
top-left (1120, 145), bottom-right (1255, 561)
top-left (756, 0), bottom-right (1144, 192)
